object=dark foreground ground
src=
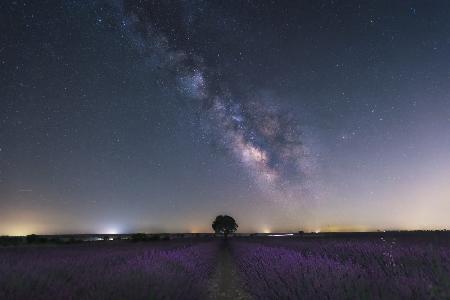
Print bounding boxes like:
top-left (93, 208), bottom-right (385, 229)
top-left (0, 233), bottom-right (449, 299)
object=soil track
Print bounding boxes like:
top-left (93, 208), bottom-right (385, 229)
top-left (208, 242), bottom-right (251, 300)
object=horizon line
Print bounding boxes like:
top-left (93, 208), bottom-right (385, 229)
top-left (2, 229), bottom-right (449, 237)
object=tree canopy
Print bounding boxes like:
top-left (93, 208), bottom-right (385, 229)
top-left (212, 215), bottom-right (238, 238)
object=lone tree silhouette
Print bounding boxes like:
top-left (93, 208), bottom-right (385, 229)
top-left (212, 215), bottom-right (238, 239)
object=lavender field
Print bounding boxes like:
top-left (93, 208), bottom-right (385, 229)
top-left (0, 235), bottom-right (449, 299)
top-left (230, 236), bottom-right (450, 299)
top-left (0, 240), bottom-right (218, 299)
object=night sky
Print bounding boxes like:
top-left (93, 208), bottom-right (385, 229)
top-left (1, 1), bottom-right (449, 235)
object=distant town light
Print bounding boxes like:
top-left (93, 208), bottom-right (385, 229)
top-left (262, 228), bottom-right (271, 234)
top-left (104, 227), bottom-right (119, 235)
top-left (268, 233), bottom-right (294, 237)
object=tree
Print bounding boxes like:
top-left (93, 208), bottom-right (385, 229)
top-left (130, 233), bottom-right (148, 242)
top-left (212, 215), bottom-right (238, 239)
top-left (26, 234), bottom-right (47, 244)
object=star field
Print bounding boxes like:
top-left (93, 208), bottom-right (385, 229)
top-left (1, 1), bottom-right (449, 234)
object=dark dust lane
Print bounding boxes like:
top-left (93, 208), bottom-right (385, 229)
top-left (208, 243), bottom-right (251, 300)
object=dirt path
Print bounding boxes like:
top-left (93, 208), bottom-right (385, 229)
top-left (208, 243), bottom-right (251, 300)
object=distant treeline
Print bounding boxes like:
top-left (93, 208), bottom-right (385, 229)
top-left (0, 233), bottom-right (212, 246)
top-left (0, 234), bottom-right (90, 245)
top-left (1, 230), bottom-right (448, 246)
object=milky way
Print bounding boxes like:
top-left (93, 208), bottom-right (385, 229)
top-left (2, 0), bottom-right (450, 234)
top-left (118, 1), bottom-right (317, 196)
